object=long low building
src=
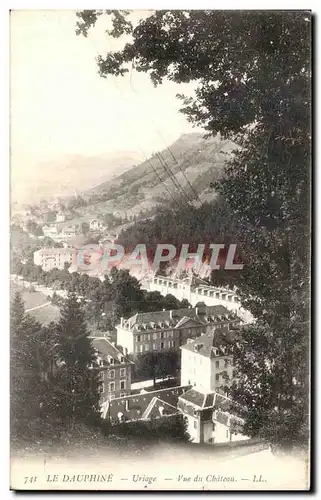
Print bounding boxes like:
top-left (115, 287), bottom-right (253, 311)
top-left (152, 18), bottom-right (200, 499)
top-left (141, 274), bottom-right (253, 323)
top-left (116, 305), bottom-right (240, 356)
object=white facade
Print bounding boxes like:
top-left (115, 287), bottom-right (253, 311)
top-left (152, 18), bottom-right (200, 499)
top-left (141, 276), bottom-right (253, 324)
top-left (117, 326), bottom-right (134, 356)
top-left (180, 346), bottom-right (234, 392)
top-left (186, 414), bottom-right (247, 445)
top-left (56, 213), bottom-right (66, 222)
top-left (181, 348), bottom-right (212, 390)
top-left (90, 219), bottom-right (103, 231)
top-left (34, 247), bottom-right (74, 271)
top-left (116, 306), bottom-right (237, 356)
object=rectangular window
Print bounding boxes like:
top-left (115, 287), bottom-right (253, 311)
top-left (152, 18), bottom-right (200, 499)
top-left (109, 370), bottom-right (115, 379)
top-left (144, 343), bottom-right (149, 352)
top-left (99, 371), bottom-right (104, 381)
top-left (215, 374), bottom-right (220, 381)
top-left (226, 430), bottom-right (229, 439)
top-left (109, 382), bottom-right (115, 392)
top-left (152, 342), bottom-right (156, 350)
top-left (152, 332), bottom-right (157, 340)
top-left (120, 368), bottom-right (126, 377)
top-left (216, 360), bottom-right (220, 368)
top-left (224, 359), bottom-right (228, 368)
top-left (137, 335), bottom-right (141, 342)
top-left (139, 345), bottom-right (143, 353)
top-left (160, 342), bottom-right (164, 349)
top-left (99, 383), bottom-right (104, 394)
top-left (120, 380), bottom-right (126, 390)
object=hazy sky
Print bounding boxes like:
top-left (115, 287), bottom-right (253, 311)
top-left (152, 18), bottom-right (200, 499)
top-left (10, 10), bottom-right (199, 182)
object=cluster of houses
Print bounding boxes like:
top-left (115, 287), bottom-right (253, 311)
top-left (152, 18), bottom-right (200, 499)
top-left (90, 303), bottom-right (249, 446)
top-left (41, 217), bottom-right (105, 242)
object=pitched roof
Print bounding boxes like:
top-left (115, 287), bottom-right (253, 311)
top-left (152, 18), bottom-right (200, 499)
top-left (102, 385), bottom-right (191, 422)
top-left (178, 388), bottom-right (236, 411)
top-left (141, 397), bottom-right (179, 420)
top-left (123, 305), bottom-right (233, 332)
top-left (180, 329), bottom-right (241, 358)
top-left (89, 337), bottom-right (132, 366)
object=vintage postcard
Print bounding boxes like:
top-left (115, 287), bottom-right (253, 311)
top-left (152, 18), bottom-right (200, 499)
top-left (10, 9), bottom-right (311, 491)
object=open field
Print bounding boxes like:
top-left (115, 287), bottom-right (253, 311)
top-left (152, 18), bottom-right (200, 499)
top-left (11, 282), bottom-right (60, 325)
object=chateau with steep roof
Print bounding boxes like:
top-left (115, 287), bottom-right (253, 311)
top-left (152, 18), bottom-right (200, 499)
top-left (116, 305), bottom-right (240, 356)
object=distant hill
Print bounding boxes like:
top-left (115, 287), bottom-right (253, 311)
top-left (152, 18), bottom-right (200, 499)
top-left (79, 132), bottom-right (238, 217)
top-left (11, 151), bottom-right (144, 206)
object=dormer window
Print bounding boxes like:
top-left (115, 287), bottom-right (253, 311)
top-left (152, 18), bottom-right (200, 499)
top-left (120, 356), bottom-right (125, 363)
top-left (99, 360), bottom-right (104, 367)
top-left (205, 316), bottom-right (211, 323)
top-left (109, 358), bottom-right (114, 365)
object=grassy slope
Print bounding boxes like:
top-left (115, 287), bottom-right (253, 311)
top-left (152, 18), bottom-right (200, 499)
top-left (68, 133), bottom-right (237, 224)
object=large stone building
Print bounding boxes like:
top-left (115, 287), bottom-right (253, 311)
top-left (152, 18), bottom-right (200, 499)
top-left (90, 337), bottom-right (133, 404)
top-left (116, 305), bottom-right (240, 356)
top-left (33, 247), bottom-right (74, 271)
top-left (177, 328), bottom-right (248, 445)
top-left (180, 329), bottom-right (237, 391)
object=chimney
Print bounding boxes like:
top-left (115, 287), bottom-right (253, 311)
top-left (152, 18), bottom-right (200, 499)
top-left (170, 310), bottom-right (173, 319)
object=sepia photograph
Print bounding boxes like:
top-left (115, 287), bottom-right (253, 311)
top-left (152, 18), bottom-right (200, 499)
top-left (9, 8), bottom-right (311, 491)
